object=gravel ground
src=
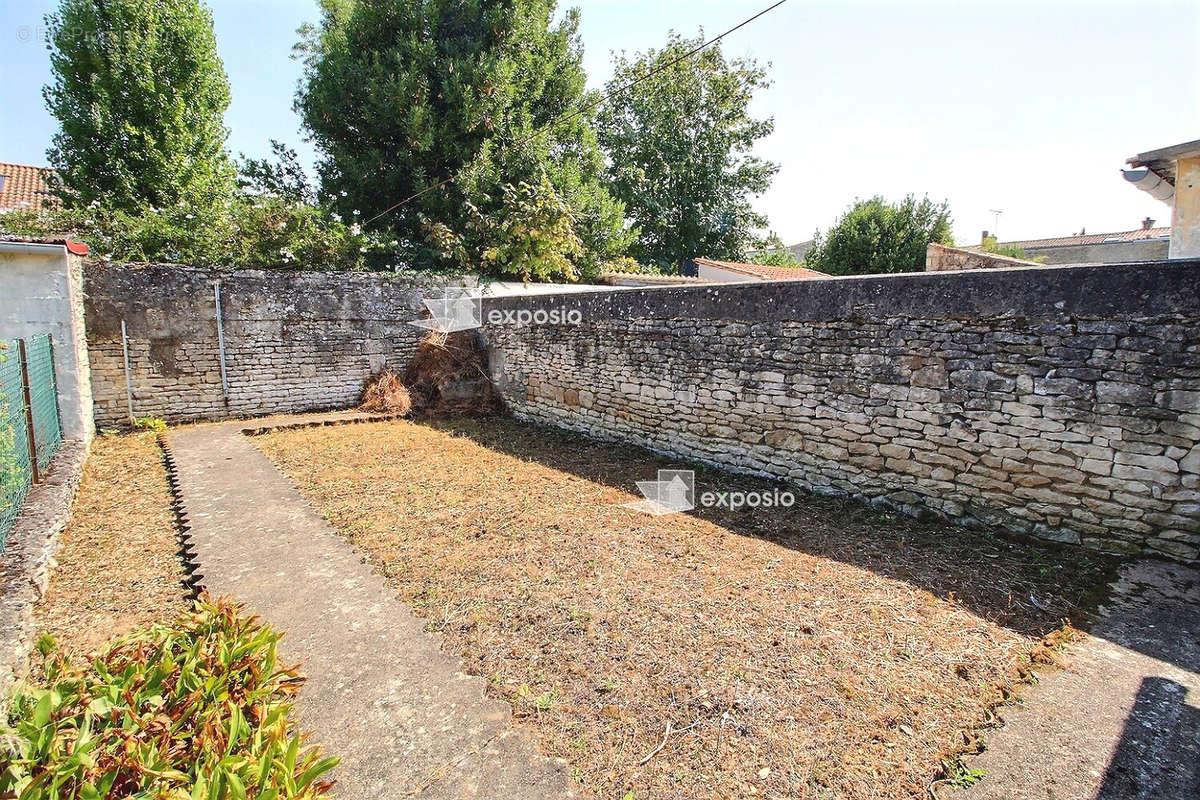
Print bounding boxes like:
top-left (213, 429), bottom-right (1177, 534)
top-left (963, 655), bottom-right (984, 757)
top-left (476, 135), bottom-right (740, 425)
top-left (257, 417), bottom-right (1116, 800)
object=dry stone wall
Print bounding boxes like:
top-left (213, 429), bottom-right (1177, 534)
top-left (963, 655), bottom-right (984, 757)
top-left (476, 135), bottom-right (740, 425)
top-left (925, 242), bottom-right (1041, 272)
top-left (483, 261), bottom-right (1200, 562)
top-left (84, 264), bottom-right (427, 425)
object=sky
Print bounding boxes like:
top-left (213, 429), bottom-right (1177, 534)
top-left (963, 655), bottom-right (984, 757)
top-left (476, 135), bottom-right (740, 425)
top-left (1, 0), bottom-right (1197, 246)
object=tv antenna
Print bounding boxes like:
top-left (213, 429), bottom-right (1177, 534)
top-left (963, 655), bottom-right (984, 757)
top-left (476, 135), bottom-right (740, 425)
top-left (989, 209), bottom-right (1003, 237)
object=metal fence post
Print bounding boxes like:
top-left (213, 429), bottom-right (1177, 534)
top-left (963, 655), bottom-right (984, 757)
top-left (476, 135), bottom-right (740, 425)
top-left (121, 319), bottom-right (135, 424)
top-left (213, 280), bottom-right (230, 405)
top-left (15, 339), bottom-right (40, 484)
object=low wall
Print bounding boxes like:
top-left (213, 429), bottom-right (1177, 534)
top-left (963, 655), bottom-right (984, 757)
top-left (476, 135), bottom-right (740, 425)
top-left (925, 242), bottom-right (1041, 272)
top-left (84, 264), bottom-right (427, 425)
top-left (483, 261), bottom-right (1200, 562)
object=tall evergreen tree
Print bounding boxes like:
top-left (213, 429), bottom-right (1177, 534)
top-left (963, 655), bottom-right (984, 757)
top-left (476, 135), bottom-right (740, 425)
top-left (596, 32), bottom-right (777, 270)
top-left (43, 0), bottom-right (236, 215)
top-left (296, 0), bottom-right (629, 276)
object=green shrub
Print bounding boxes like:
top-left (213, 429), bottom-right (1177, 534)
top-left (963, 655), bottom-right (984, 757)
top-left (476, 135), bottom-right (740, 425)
top-left (0, 597), bottom-right (338, 799)
top-left (979, 235), bottom-right (1045, 263)
top-left (131, 416), bottom-right (168, 433)
top-left (0, 200), bottom-right (380, 272)
top-left (804, 195), bottom-right (953, 275)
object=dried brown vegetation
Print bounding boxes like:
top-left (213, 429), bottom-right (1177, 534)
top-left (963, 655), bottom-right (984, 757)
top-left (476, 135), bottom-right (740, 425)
top-left (34, 432), bottom-right (188, 661)
top-left (403, 331), bottom-right (503, 416)
top-left (256, 418), bottom-right (1115, 800)
top-left (359, 368), bottom-right (413, 415)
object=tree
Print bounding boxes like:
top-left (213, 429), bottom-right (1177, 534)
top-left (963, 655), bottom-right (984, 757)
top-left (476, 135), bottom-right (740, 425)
top-left (237, 141), bottom-right (315, 205)
top-left (295, 0), bottom-right (629, 278)
top-left (749, 232), bottom-right (800, 266)
top-left (43, 0), bottom-right (236, 216)
top-left (481, 174), bottom-right (583, 282)
top-left (595, 32), bottom-right (777, 271)
top-left (804, 195), bottom-right (952, 275)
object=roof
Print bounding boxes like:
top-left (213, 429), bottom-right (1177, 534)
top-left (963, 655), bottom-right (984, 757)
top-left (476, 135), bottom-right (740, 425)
top-left (1127, 138), bottom-right (1200, 183)
top-left (1001, 227), bottom-right (1171, 250)
top-left (601, 273), bottom-right (713, 286)
top-left (0, 163), bottom-right (59, 211)
top-left (0, 233), bottom-right (89, 255)
top-left (693, 257), bottom-right (829, 281)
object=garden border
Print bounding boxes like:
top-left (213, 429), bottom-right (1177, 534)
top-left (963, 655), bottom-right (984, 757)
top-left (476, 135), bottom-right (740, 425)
top-left (0, 441), bottom-right (87, 697)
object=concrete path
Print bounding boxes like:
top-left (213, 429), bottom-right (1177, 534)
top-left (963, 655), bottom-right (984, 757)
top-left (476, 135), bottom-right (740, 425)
top-left (165, 414), bottom-right (572, 799)
top-left (946, 559), bottom-right (1199, 800)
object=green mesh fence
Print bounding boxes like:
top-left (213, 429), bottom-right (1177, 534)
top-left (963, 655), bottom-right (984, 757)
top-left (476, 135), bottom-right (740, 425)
top-left (0, 335), bottom-right (65, 551)
top-left (0, 341), bottom-right (32, 551)
top-left (26, 335), bottom-right (63, 473)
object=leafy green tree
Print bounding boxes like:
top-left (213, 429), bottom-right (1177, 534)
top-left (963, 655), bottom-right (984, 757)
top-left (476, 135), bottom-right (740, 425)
top-left (238, 141), bottom-right (315, 205)
top-left (295, 0), bottom-right (629, 278)
top-left (43, 0), bottom-right (236, 216)
top-left (481, 175), bottom-right (583, 282)
top-left (596, 32), bottom-right (777, 271)
top-left (749, 232), bottom-right (800, 266)
top-left (804, 195), bottom-right (953, 275)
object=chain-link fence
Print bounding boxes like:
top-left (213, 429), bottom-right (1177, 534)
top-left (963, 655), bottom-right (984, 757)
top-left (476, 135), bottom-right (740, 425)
top-left (0, 336), bottom-right (64, 550)
top-left (26, 336), bottom-right (63, 473)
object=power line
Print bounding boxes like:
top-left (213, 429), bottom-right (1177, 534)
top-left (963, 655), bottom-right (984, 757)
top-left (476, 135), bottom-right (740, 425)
top-left (363, 0), bottom-right (792, 226)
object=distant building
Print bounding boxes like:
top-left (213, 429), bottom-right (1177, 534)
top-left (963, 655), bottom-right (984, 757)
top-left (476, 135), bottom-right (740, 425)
top-left (747, 239), bottom-right (815, 264)
top-left (684, 257), bottom-right (829, 282)
top-left (986, 219), bottom-right (1170, 265)
top-left (1123, 138), bottom-right (1200, 259)
top-left (0, 163), bottom-right (59, 212)
top-left (601, 273), bottom-right (714, 287)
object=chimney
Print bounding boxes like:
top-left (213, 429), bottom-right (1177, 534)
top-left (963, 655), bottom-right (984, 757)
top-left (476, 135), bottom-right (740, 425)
top-left (981, 230), bottom-right (989, 244)
top-left (1142, 216), bottom-right (1155, 230)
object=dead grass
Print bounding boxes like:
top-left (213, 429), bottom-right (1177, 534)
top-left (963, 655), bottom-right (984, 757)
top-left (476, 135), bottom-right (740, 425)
top-left (256, 418), bottom-right (1115, 800)
top-left (34, 432), bottom-right (188, 661)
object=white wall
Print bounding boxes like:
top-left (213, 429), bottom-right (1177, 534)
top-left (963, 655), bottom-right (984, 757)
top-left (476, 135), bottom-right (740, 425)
top-left (695, 263), bottom-right (760, 283)
top-left (0, 245), bottom-right (93, 443)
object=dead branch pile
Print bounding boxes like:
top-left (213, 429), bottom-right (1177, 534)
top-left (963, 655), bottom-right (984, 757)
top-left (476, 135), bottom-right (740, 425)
top-left (403, 331), bottom-right (503, 416)
top-left (359, 368), bottom-right (413, 415)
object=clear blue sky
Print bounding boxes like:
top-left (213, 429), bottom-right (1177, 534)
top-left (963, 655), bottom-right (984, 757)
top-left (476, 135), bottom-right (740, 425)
top-left (2, 0), bottom-right (1197, 245)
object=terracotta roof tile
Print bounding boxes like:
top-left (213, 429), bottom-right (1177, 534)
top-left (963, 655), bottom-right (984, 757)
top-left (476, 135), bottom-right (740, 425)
top-left (0, 163), bottom-right (59, 211)
top-left (693, 257), bottom-right (829, 281)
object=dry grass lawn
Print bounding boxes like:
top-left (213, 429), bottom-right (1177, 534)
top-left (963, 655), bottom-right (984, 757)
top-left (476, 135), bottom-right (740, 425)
top-left (257, 418), bottom-right (1114, 800)
top-left (35, 432), bottom-right (188, 661)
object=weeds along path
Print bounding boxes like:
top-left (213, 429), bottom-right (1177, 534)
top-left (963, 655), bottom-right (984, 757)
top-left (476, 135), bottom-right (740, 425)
top-left (164, 413), bottom-right (572, 800)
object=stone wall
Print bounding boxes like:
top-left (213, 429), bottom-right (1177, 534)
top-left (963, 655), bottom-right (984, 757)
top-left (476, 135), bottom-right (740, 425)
top-left (483, 260), bottom-right (1200, 562)
top-left (84, 263), bottom-right (427, 425)
top-left (925, 242), bottom-right (1041, 272)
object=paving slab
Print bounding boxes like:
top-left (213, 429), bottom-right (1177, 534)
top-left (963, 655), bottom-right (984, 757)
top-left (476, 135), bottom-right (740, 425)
top-left (946, 559), bottom-right (1199, 800)
top-left (165, 416), bottom-right (572, 799)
